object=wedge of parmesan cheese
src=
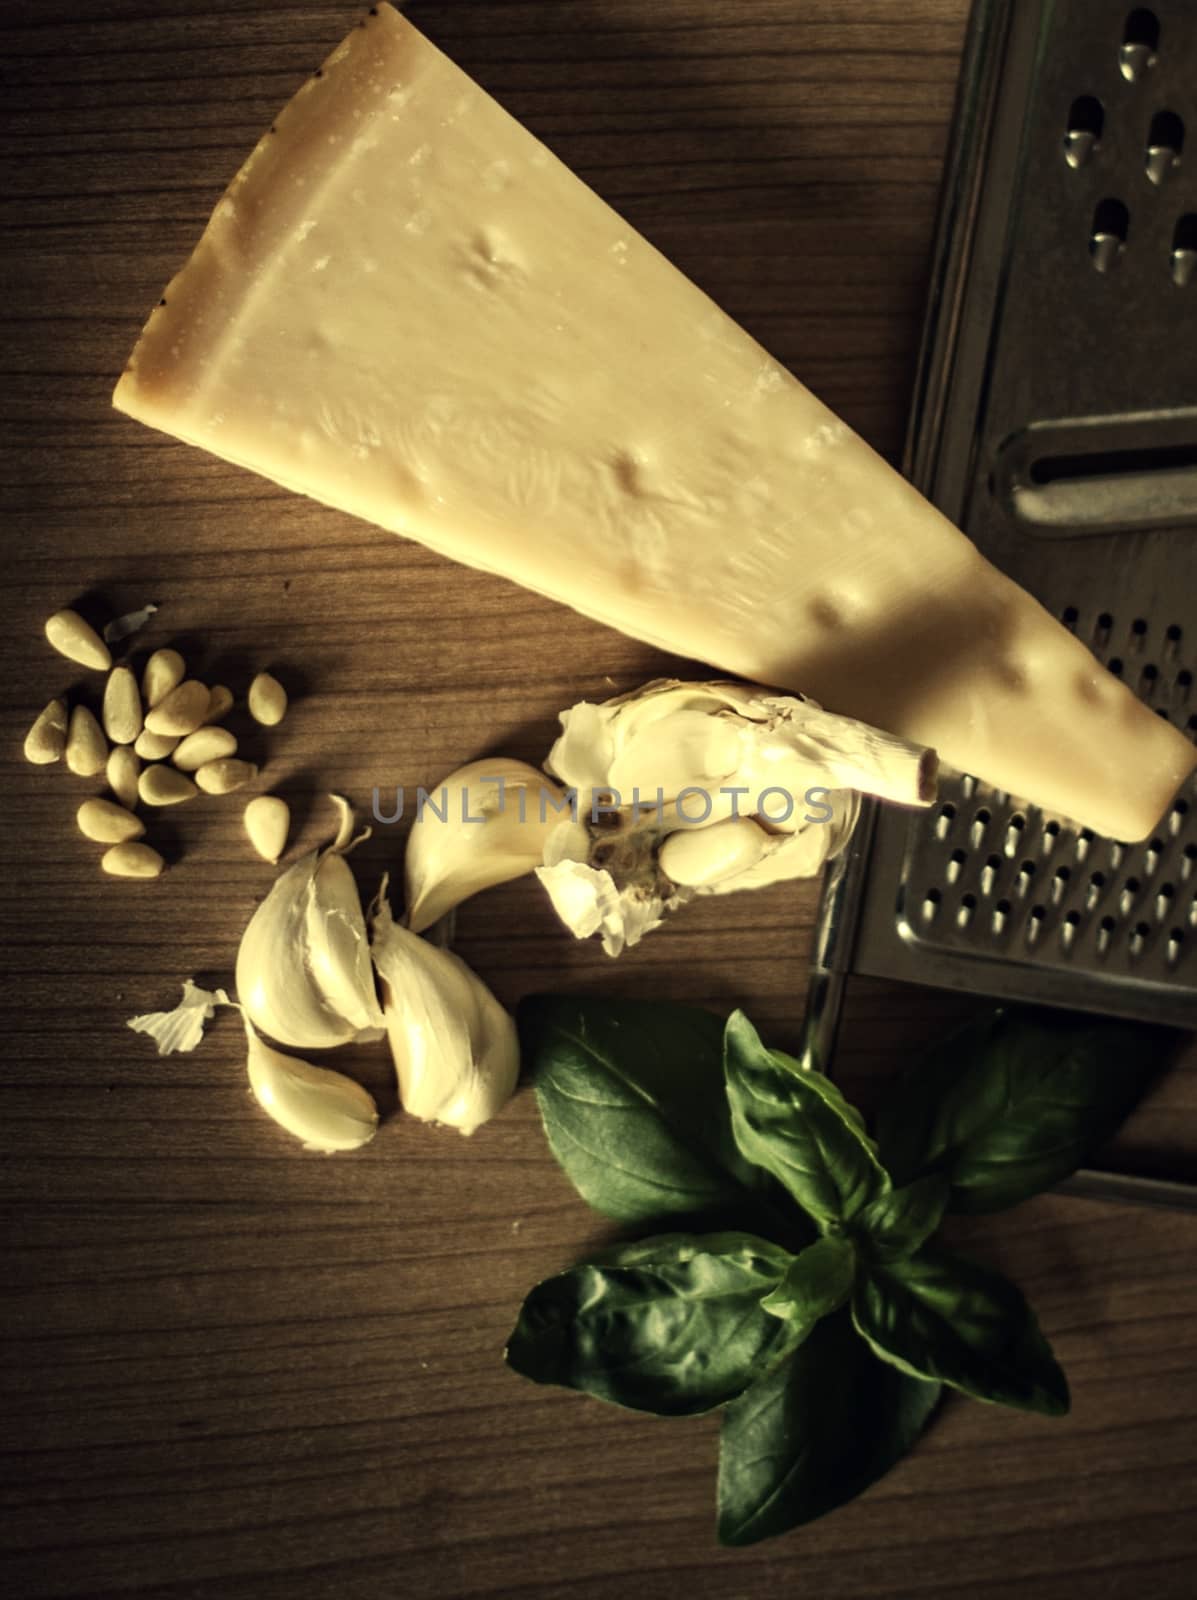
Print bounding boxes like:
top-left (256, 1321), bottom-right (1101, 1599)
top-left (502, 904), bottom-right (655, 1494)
top-left (113, 3), bottom-right (1196, 841)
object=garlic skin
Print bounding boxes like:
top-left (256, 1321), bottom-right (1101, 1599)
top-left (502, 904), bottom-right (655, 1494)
top-left (235, 797), bottom-right (384, 1051)
top-left (536, 859), bottom-right (670, 958)
top-left (371, 896), bottom-right (518, 1135)
top-left (244, 1019), bottom-right (379, 1154)
top-left (535, 819), bottom-right (681, 958)
top-left (405, 757), bottom-right (567, 933)
top-left (128, 979), bottom-right (232, 1055)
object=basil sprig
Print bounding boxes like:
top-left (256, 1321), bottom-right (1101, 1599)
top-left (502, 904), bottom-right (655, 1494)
top-left (508, 995), bottom-right (1174, 1546)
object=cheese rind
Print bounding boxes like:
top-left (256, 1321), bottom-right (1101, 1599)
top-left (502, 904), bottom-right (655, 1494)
top-left (114, 5), bottom-right (1195, 841)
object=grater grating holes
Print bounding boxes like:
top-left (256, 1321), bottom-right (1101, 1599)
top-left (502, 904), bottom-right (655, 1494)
top-left (1120, 9), bottom-right (1161, 82)
top-left (1145, 110), bottom-right (1184, 185)
top-left (1064, 95), bottom-right (1104, 169)
top-left (1090, 198), bottom-right (1130, 271)
top-left (1173, 215), bottom-right (1197, 286)
top-left (903, 595), bottom-right (1194, 979)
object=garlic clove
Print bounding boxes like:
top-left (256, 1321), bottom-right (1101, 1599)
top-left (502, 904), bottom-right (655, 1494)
top-left (371, 895), bottom-right (518, 1135)
top-left (45, 608), bottom-right (111, 672)
top-left (404, 757), bottom-right (568, 933)
top-left (24, 698), bottom-right (69, 765)
top-left (699, 796), bottom-right (858, 895)
top-left (236, 851), bottom-right (355, 1049)
top-left (547, 681), bottom-right (729, 800)
top-left (543, 700), bottom-right (614, 796)
top-left (244, 794), bottom-right (290, 863)
top-left (244, 1020), bottom-right (379, 1153)
top-left (307, 851), bottom-right (386, 1036)
top-left (235, 799), bottom-right (384, 1052)
top-left (659, 815), bottom-right (768, 887)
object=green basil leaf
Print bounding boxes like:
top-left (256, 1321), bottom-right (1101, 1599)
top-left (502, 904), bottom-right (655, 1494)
top-left (717, 1307), bottom-right (941, 1546)
top-left (856, 1173), bottom-right (949, 1260)
top-left (505, 1232), bottom-right (796, 1416)
top-left (521, 995), bottom-right (776, 1227)
top-left (852, 1244), bottom-right (1069, 1416)
top-left (724, 1010), bottom-right (890, 1228)
top-left (761, 1235), bottom-right (856, 1329)
top-left (876, 1007), bottom-right (1177, 1214)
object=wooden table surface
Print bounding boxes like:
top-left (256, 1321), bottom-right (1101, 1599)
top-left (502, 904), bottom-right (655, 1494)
top-left (2, 2), bottom-right (1195, 1596)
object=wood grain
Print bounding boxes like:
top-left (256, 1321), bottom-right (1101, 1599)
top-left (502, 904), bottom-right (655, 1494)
top-left (1, 2), bottom-right (1193, 1596)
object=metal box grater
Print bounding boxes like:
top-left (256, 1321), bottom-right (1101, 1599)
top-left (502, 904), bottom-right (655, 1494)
top-left (804, 0), bottom-right (1197, 1068)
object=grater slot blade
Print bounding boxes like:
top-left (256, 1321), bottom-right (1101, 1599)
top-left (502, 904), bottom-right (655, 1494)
top-left (996, 413), bottom-right (1197, 532)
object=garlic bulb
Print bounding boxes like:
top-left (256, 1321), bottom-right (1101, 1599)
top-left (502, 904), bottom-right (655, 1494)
top-left (405, 757), bottom-right (567, 933)
top-left (371, 892), bottom-right (519, 1135)
top-left (536, 678), bottom-right (924, 953)
top-left (244, 1019), bottom-right (379, 1153)
top-left (235, 795), bottom-right (384, 1050)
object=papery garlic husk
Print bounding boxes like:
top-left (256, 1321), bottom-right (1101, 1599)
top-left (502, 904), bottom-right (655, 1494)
top-left (127, 979), bottom-right (232, 1055)
top-left (235, 796), bottom-right (385, 1051)
top-left (405, 757), bottom-right (568, 933)
top-left (370, 892), bottom-right (518, 1135)
top-left (244, 1018), bottom-right (379, 1153)
top-left (536, 818), bottom-right (685, 958)
top-left (546, 678), bottom-right (937, 825)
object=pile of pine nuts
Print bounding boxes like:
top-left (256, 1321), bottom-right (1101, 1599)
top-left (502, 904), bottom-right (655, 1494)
top-left (24, 607), bottom-right (291, 877)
